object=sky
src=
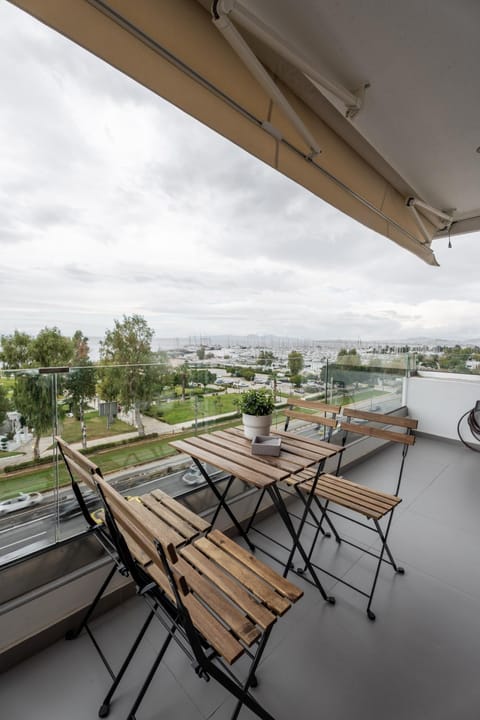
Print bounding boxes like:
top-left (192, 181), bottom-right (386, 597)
top-left (1, 2), bottom-right (479, 345)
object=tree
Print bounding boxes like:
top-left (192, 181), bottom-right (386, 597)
top-left (190, 368), bottom-right (216, 389)
top-left (0, 384), bottom-right (10, 427)
top-left (14, 373), bottom-right (52, 460)
top-left (98, 315), bottom-right (157, 436)
top-left (30, 327), bottom-right (73, 367)
top-left (64, 332), bottom-right (96, 425)
top-left (172, 363), bottom-right (190, 400)
top-left (337, 348), bottom-right (360, 367)
top-left (197, 345), bottom-right (206, 360)
top-left (288, 350), bottom-right (304, 376)
top-left (11, 327), bottom-right (74, 460)
top-left (72, 330), bottom-right (90, 362)
top-left (0, 330), bottom-right (33, 369)
top-left (257, 350), bottom-right (275, 366)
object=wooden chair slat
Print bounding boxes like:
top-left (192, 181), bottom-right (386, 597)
top-left (299, 474), bottom-right (401, 520)
top-left (56, 436), bottom-right (100, 475)
top-left (342, 409), bottom-right (418, 429)
top-left (175, 556), bottom-right (260, 646)
top-left (207, 530), bottom-right (303, 603)
top-left (340, 421), bottom-right (416, 445)
top-left (180, 544), bottom-right (277, 630)
top-left (272, 429), bottom-right (340, 453)
top-left (141, 494), bottom-right (199, 540)
top-left (182, 592), bottom-right (244, 665)
top-left (150, 489), bottom-right (210, 532)
top-left (286, 398), bottom-right (341, 413)
top-left (193, 537), bottom-right (291, 616)
top-left (284, 409), bottom-right (338, 428)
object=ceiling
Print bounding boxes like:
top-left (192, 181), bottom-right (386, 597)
top-left (10, 0), bottom-right (480, 265)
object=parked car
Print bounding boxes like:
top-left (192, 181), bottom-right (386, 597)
top-left (0, 492), bottom-right (42, 515)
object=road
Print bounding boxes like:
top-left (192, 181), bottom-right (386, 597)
top-left (0, 460), bottom-right (225, 564)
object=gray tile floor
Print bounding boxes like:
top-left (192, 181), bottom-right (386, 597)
top-left (2, 436), bottom-right (480, 720)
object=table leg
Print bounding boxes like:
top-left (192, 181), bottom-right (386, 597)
top-left (266, 485), bottom-right (335, 604)
top-left (192, 460), bottom-right (255, 552)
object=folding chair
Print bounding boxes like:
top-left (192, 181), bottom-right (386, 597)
top-left (56, 436), bottom-right (128, 671)
top-left (94, 472), bottom-right (303, 720)
top-left (292, 409), bottom-right (418, 619)
top-left (245, 398), bottom-right (342, 539)
top-left (284, 398), bottom-right (342, 450)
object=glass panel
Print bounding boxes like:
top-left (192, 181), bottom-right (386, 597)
top-left (10, 348), bottom-right (467, 565)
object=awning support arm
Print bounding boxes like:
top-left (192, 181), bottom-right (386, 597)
top-left (217, 0), bottom-right (366, 119)
top-left (212, 0), bottom-right (321, 157)
top-left (406, 197), bottom-right (454, 244)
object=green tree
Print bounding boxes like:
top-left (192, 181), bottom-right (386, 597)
top-left (288, 350), bottom-right (304, 376)
top-left (30, 327), bottom-right (73, 368)
top-left (257, 350), bottom-right (275, 366)
top-left (11, 327), bottom-right (73, 460)
top-left (290, 373), bottom-right (303, 387)
top-left (14, 373), bottom-right (52, 460)
top-left (197, 345), bottom-right (206, 360)
top-left (173, 363), bottom-right (190, 400)
top-left (98, 315), bottom-right (158, 436)
top-left (337, 348), bottom-right (360, 367)
top-left (65, 332), bottom-right (96, 423)
top-left (0, 384), bottom-right (10, 427)
top-left (190, 368), bottom-right (216, 389)
top-left (0, 330), bottom-right (33, 369)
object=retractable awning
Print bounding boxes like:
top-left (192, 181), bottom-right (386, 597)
top-left (10, 0), bottom-right (480, 266)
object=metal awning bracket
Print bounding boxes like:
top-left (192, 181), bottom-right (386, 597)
top-left (212, 0), bottom-right (321, 156)
top-left (406, 197), bottom-right (454, 244)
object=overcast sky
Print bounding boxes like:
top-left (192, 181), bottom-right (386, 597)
top-left (1, 2), bottom-right (479, 346)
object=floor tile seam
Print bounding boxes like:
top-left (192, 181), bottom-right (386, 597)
top-left (398, 505), bottom-right (480, 543)
top-left (381, 558), bottom-right (480, 606)
top-left (162, 658), bottom-right (217, 720)
top-left (399, 462), bottom-right (452, 511)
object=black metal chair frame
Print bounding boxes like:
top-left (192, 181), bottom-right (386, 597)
top-left (56, 437), bottom-right (129, 675)
top-left (244, 399), bottom-right (344, 545)
top-left (94, 474), bottom-right (286, 720)
top-left (293, 410), bottom-right (417, 619)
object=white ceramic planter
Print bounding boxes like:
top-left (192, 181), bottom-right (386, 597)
top-left (242, 413), bottom-right (272, 440)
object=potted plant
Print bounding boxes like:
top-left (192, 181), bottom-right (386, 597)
top-left (238, 388), bottom-right (275, 439)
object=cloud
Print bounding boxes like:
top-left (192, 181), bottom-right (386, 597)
top-left (0, 3), bottom-right (478, 345)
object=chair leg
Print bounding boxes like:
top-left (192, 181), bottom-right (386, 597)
top-left (123, 625), bottom-right (176, 720)
top-left (366, 517), bottom-right (403, 621)
top-left (296, 497), bottom-right (342, 575)
top-left (98, 607), bottom-right (158, 717)
top-left (229, 628), bottom-right (271, 720)
top-left (267, 486), bottom-right (335, 604)
top-left (65, 563), bottom-right (117, 641)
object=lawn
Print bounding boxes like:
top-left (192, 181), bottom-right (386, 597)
top-left (59, 411), bottom-right (134, 443)
top-left (0, 415), bottom-right (247, 500)
top-left (151, 393), bottom-right (242, 424)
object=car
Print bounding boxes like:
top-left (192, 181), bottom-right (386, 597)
top-left (182, 463), bottom-right (207, 486)
top-left (59, 490), bottom-right (100, 520)
top-left (0, 492), bottom-right (42, 515)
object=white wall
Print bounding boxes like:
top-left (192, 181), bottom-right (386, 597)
top-left (406, 373), bottom-right (480, 443)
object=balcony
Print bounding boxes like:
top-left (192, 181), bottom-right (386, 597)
top-left (1, 382), bottom-right (480, 718)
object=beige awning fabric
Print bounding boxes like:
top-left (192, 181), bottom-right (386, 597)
top-left (10, 0), bottom-right (439, 265)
